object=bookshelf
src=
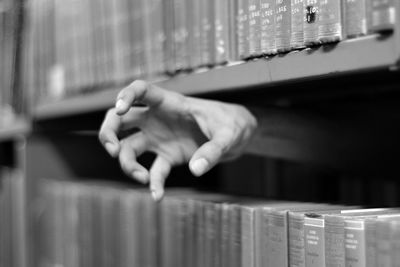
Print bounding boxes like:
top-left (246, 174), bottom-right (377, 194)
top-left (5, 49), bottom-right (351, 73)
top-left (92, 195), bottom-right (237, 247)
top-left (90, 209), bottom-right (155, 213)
top-left (34, 33), bottom-right (400, 120)
top-left (6, 1), bottom-right (400, 267)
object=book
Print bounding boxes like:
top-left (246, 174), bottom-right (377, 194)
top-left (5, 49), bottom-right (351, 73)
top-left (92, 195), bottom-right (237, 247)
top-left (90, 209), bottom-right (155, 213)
top-left (248, 0), bottom-right (262, 57)
top-left (288, 205), bottom-right (356, 267)
top-left (200, 0), bottom-right (216, 67)
top-left (275, 0), bottom-right (292, 53)
top-left (343, 214), bottom-right (400, 267)
top-left (304, 0), bottom-right (320, 46)
top-left (260, 0), bottom-right (277, 55)
top-left (187, 0), bottom-right (202, 69)
top-left (215, 0), bottom-right (232, 64)
top-left (172, 0), bottom-right (190, 71)
top-left (318, 0), bottom-right (344, 43)
top-left (238, 0), bottom-right (250, 59)
top-left (345, 0), bottom-right (368, 38)
top-left (369, 0), bottom-right (396, 33)
top-left (291, 0), bottom-right (306, 49)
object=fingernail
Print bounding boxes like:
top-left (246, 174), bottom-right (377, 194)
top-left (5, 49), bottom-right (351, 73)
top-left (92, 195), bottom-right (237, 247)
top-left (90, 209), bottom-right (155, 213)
top-left (115, 99), bottom-right (128, 112)
top-left (151, 189), bottom-right (163, 201)
top-left (105, 142), bottom-right (116, 156)
top-left (190, 158), bottom-right (209, 177)
top-left (151, 190), bottom-right (158, 201)
top-left (132, 171), bottom-right (149, 184)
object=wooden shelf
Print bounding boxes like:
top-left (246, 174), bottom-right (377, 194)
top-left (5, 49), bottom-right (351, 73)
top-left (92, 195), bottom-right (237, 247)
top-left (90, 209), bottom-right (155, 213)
top-left (34, 33), bottom-right (400, 120)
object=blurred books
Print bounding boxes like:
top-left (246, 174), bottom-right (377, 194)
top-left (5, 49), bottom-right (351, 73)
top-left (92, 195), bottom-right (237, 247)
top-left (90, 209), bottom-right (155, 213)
top-left (20, 0), bottom-right (396, 106)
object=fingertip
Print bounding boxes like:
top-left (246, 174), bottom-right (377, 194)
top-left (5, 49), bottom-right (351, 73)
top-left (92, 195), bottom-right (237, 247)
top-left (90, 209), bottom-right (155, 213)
top-left (115, 99), bottom-right (130, 115)
top-left (132, 170), bottom-right (149, 184)
top-left (189, 158), bottom-right (209, 177)
top-left (151, 188), bottom-right (164, 202)
top-left (105, 142), bottom-right (120, 157)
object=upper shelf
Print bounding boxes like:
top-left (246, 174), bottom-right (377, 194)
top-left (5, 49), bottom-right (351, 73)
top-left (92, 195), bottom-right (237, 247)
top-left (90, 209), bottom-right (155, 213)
top-left (34, 33), bottom-right (400, 120)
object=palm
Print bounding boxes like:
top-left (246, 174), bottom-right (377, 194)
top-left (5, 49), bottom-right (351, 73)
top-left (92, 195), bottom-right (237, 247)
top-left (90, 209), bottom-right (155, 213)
top-left (140, 105), bottom-right (206, 166)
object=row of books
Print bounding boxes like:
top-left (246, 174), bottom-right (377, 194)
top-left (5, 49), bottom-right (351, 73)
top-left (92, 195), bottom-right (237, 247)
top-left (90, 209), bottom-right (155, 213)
top-left (0, 168), bottom-right (25, 267)
top-left (35, 178), bottom-right (400, 267)
top-left (0, 0), bottom-right (23, 126)
top-left (24, 0), bottom-right (397, 105)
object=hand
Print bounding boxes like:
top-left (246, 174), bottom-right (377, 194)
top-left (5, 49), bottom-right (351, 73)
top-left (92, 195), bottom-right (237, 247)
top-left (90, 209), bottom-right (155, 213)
top-left (99, 80), bottom-right (257, 201)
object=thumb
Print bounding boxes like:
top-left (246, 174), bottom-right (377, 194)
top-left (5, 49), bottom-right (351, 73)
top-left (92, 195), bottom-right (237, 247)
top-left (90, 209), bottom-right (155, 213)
top-left (189, 134), bottom-right (231, 177)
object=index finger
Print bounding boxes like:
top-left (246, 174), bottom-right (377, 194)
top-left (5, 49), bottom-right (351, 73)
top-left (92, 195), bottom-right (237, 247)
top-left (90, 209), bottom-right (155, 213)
top-left (99, 108), bottom-right (122, 157)
top-left (115, 80), bottom-right (166, 115)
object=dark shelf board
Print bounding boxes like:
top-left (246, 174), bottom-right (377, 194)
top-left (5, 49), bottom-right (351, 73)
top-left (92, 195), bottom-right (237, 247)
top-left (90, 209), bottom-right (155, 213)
top-left (34, 34), bottom-right (400, 120)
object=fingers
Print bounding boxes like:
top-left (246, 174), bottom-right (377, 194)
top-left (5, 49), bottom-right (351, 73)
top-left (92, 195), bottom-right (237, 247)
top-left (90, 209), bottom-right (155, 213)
top-left (115, 80), bottom-right (165, 115)
top-left (99, 108), bottom-right (147, 156)
top-left (189, 131), bottom-right (233, 177)
top-left (99, 109), bottom-right (122, 157)
top-left (149, 156), bottom-right (172, 202)
top-left (119, 133), bottom-right (150, 184)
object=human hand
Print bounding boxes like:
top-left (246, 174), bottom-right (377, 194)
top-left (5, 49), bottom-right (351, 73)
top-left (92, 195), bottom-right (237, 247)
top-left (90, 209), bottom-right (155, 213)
top-left (99, 80), bottom-right (257, 201)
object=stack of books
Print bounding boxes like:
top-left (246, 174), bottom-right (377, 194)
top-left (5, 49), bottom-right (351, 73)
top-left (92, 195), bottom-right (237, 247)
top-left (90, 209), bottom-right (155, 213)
top-left (0, 168), bottom-right (25, 267)
top-left (34, 178), bottom-right (400, 267)
top-left (23, 0), bottom-right (397, 104)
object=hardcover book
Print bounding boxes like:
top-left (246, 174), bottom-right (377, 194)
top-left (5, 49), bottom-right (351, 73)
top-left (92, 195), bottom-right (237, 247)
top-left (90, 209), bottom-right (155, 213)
top-left (248, 0), bottom-right (262, 57)
top-left (260, 0), bottom-right (277, 55)
top-left (304, 0), bottom-right (320, 46)
top-left (369, 0), bottom-right (396, 32)
top-left (237, 0), bottom-right (250, 59)
top-left (318, 0), bottom-right (344, 43)
top-left (291, 0), bottom-right (305, 49)
top-left (275, 0), bottom-right (292, 52)
top-left (345, 0), bottom-right (368, 38)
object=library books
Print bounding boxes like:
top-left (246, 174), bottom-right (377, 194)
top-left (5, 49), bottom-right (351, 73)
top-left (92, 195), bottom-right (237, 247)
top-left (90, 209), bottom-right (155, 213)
top-left (31, 178), bottom-right (400, 267)
top-left (0, 168), bottom-right (26, 267)
top-left (23, 0), bottom-right (397, 105)
top-left (0, 0), bottom-right (24, 125)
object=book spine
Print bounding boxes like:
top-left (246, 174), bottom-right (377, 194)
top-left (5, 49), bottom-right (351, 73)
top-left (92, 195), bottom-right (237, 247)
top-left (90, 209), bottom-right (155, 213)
top-left (228, 0), bottom-right (239, 61)
top-left (376, 220), bottom-right (392, 267)
top-left (390, 221), bottom-right (400, 267)
top-left (305, 216), bottom-right (326, 267)
top-left (221, 204), bottom-right (230, 267)
top-left (196, 200), bottom-right (206, 267)
top-left (254, 208), bottom-right (264, 267)
top-left (215, 0), bottom-right (231, 64)
top-left (229, 205), bottom-right (242, 267)
top-left (184, 200), bottom-right (196, 267)
top-left (304, 0), bottom-right (320, 45)
top-left (144, 0), bottom-right (165, 77)
top-left (291, 0), bottom-right (306, 49)
top-left (288, 213), bottom-right (306, 267)
top-left (369, 0), bottom-right (396, 33)
top-left (260, 0), bottom-right (277, 55)
top-left (187, 0), bottom-right (200, 69)
top-left (325, 215), bottom-right (345, 267)
top-left (248, 0), bottom-right (262, 57)
top-left (241, 207), bottom-right (255, 267)
top-left (267, 210), bottom-right (289, 267)
top-left (344, 219), bottom-right (367, 267)
top-left (173, 0), bottom-right (190, 71)
top-left (200, 0), bottom-right (216, 66)
top-left (237, 0), bottom-right (250, 59)
top-left (365, 219), bottom-right (378, 267)
top-left (345, 0), bottom-right (367, 38)
top-left (275, 0), bottom-right (292, 52)
top-left (162, 0), bottom-right (176, 74)
top-left (318, 0), bottom-right (344, 43)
